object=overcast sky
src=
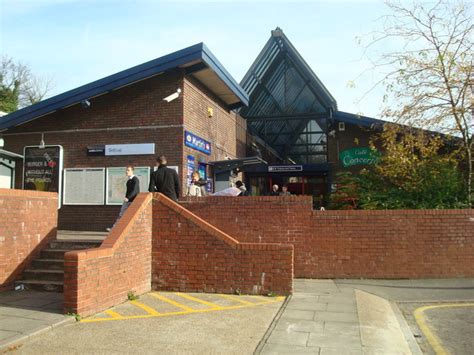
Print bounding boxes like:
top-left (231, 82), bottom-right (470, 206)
top-left (1, 0), bottom-right (397, 118)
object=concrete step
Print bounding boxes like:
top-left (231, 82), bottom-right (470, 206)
top-left (23, 269), bottom-right (64, 282)
top-left (31, 259), bottom-right (64, 270)
top-left (14, 280), bottom-right (63, 293)
top-left (40, 249), bottom-right (70, 260)
top-left (49, 239), bottom-right (102, 250)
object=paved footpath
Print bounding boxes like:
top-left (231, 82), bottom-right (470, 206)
top-left (258, 279), bottom-right (421, 355)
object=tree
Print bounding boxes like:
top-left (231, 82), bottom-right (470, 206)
top-left (0, 56), bottom-right (53, 113)
top-left (361, 0), bottom-right (473, 206)
top-left (353, 124), bottom-right (466, 209)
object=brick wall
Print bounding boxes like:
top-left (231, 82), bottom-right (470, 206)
top-left (63, 193), bottom-right (152, 316)
top-left (153, 194), bottom-right (293, 295)
top-left (0, 189), bottom-right (58, 290)
top-left (181, 197), bottom-right (474, 278)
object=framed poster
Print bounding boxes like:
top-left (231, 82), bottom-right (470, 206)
top-left (106, 167), bottom-right (150, 205)
top-left (63, 168), bottom-right (105, 205)
top-left (23, 145), bottom-right (63, 207)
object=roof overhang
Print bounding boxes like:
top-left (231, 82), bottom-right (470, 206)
top-left (0, 43), bottom-right (249, 131)
top-left (0, 149), bottom-right (23, 160)
top-left (209, 156), bottom-right (267, 173)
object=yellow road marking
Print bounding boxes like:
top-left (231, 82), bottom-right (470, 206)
top-left (150, 293), bottom-right (195, 311)
top-left (174, 293), bottom-right (222, 309)
top-left (81, 293), bottom-right (284, 323)
top-left (104, 310), bottom-right (123, 319)
top-left (414, 303), bottom-right (474, 355)
top-left (130, 300), bottom-right (161, 316)
top-left (216, 294), bottom-right (255, 305)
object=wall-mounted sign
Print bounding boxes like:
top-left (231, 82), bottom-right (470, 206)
top-left (63, 168), bottom-right (105, 205)
top-left (87, 144), bottom-right (155, 156)
top-left (184, 131), bottom-right (211, 155)
top-left (339, 147), bottom-right (380, 168)
top-left (105, 143), bottom-right (155, 156)
top-left (87, 145), bottom-right (105, 156)
top-left (268, 165), bottom-right (303, 172)
top-left (23, 146), bottom-right (63, 207)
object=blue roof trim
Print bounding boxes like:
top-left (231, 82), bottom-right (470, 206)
top-left (333, 111), bottom-right (386, 129)
top-left (201, 44), bottom-right (249, 106)
top-left (1, 43), bottom-right (248, 130)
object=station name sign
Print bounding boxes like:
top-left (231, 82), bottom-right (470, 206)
top-left (184, 131), bottom-right (211, 155)
top-left (268, 165), bottom-right (303, 172)
top-left (87, 143), bottom-right (155, 156)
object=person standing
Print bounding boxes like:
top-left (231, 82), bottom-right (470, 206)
top-left (108, 166), bottom-right (140, 231)
top-left (279, 185), bottom-right (291, 196)
top-left (148, 155), bottom-right (180, 201)
top-left (235, 180), bottom-right (249, 196)
top-left (186, 171), bottom-right (202, 197)
top-left (270, 184), bottom-right (279, 196)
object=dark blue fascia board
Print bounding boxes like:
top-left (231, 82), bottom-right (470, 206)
top-left (1, 42), bottom-right (248, 130)
top-left (333, 111), bottom-right (385, 129)
top-left (200, 43), bottom-right (249, 106)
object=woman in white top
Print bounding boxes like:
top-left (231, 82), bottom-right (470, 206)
top-left (186, 171), bottom-right (202, 196)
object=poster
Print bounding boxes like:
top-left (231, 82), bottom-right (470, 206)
top-left (186, 155), bottom-right (195, 187)
top-left (106, 167), bottom-right (150, 205)
top-left (63, 168), bottom-right (105, 205)
top-left (23, 146), bottom-right (63, 192)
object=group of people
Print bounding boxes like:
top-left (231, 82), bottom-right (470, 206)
top-left (269, 184), bottom-right (291, 196)
top-left (108, 155), bottom-right (180, 231)
top-left (108, 155), bottom-right (297, 231)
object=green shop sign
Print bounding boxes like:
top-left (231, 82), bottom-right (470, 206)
top-left (339, 147), bottom-right (380, 168)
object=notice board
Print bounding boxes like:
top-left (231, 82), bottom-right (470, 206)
top-left (63, 168), bottom-right (105, 205)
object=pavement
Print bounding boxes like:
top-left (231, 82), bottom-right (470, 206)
top-left (0, 291), bottom-right (73, 351)
top-left (1, 279), bottom-right (473, 354)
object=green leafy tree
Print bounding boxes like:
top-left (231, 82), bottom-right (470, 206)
top-left (359, 0), bottom-right (473, 206)
top-left (0, 55), bottom-right (52, 113)
top-left (355, 124), bottom-right (466, 209)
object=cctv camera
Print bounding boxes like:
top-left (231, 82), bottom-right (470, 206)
top-left (81, 99), bottom-right (91, 108)
top-left (163, 89), bottom-right (182, 103)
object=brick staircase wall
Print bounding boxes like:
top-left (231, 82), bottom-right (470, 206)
top-left (0, 189), bottom-right (58, 291)
top-left (181, 196), bottom-right (474, 279)
top-left (63, 193), bottom-right (153, 316)
top-left (153, 194), bottom-right (293, 296)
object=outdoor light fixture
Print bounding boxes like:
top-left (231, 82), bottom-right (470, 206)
top-left (39, 133), bottom-right (45, 149)
top-left (81, 99), bottom-right (91, 108)
top-left (163, 88), bottom-right (182, 103)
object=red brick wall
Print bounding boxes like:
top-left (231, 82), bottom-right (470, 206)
top-left (4, 72), bottom-right (184, 231)
top-left (0, 189), bottom-right (58, 290)
top-left (310, 209), bottom-right (474, 278)
top-left (181, 197), bottom-right (474, 278)
top-left (63, 193), bottom-right (152, 316)
top-left (182, 77), bottom-right (247, 191)
top-left (153, 194), bottom-right (293, 295)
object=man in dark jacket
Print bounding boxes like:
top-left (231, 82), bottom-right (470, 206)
top-left (148, 155), bottom-right (180, 201)
top-left (108, 165), bottom-right (140, 231)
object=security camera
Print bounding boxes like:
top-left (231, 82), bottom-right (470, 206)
top-left (81, 99), bottom-right (91, 108)
top-left (163, 88), bottom-right (182, 103)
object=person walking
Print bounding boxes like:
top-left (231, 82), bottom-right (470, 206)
top-left (107, 165), bottom-right (139, 231)
top-left (186, 171), bottom-right (202, 197)
top-left (148, 155), bottom-right (180, 201)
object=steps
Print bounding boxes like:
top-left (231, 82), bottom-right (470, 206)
top-left (15, 238), bottom-right (104, 293)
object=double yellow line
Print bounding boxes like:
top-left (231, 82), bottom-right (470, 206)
top-left (82, 292), bottom-right (284, 323)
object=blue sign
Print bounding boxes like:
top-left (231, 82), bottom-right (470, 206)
top-left (184, 131), bottom-right (211, 155)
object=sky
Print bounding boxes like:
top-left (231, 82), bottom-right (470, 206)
top-left (1, 0), bottom-right (397, 118)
